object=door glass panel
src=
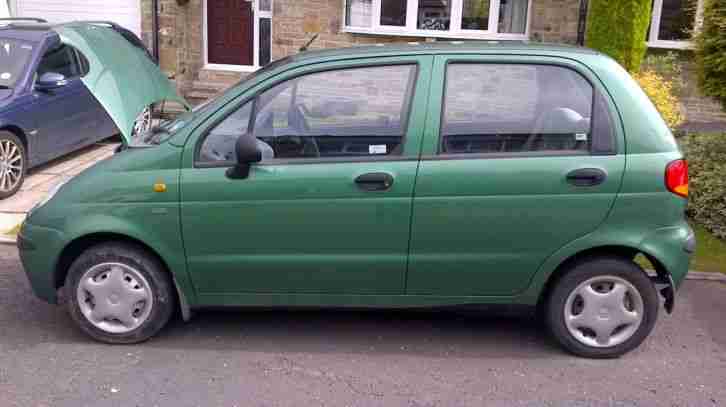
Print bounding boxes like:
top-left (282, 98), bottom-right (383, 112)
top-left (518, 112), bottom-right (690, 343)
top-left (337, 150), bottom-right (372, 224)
top-left (381, 0), bottom-right (407, 26)
top-left (442, 64), bottom-right (598, 154)
top-left (37, 45), bottom-right (80, 79)
top-left (199, 101), bottom-right (253, 163)
top-left (498, 0), bottom-right (528, 33)
top-left (657, 0), bottom-right (696, 41)
top-left (259, 18), bottom-right (272, 66)
top-left (462, 0), bottom-right (490, 30)
top-left (417, 0), bottom-right (451, 30)
top-left (346, 0), bottom-right (373, 27)
top-left (252, 64), bottom-right (416, 159)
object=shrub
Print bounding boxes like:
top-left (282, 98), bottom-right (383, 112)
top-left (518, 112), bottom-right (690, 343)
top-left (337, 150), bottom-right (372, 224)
top-left (679, 133), bottom-right (726, 239)
top-left (641, 52), bottom-right (684, 94)
top-left (695, 0), bottom-right (726, 110)
top-left (632, 70), bottom-right (685, 129)
top-left (586, 0), bottom-right (652, 72)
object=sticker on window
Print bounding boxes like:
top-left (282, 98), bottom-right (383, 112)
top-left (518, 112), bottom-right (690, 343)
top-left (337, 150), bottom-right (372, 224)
top-left (575, 133), bottom-right (588, 141)
top-left (369, 144), bottom-right (387, 155)
top-left (0, 73), bottom-right (10, 80)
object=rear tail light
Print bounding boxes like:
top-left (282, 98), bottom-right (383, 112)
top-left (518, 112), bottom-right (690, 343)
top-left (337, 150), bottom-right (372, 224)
top-left (665, 159), bottom-right (688, 198)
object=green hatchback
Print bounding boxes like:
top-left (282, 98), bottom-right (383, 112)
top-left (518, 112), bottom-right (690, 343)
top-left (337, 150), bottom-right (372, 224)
top-left (18, 37), bottom-right (694, 358)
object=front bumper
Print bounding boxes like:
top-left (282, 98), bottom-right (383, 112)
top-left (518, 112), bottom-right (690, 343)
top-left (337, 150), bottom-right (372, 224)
top-left (17, 220), bottom-right (66, 304)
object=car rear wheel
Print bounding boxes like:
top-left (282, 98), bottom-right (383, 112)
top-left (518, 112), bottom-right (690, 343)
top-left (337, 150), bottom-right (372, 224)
top-left (0, 131), bottom-right (26, 199)
top-left (65, 242), bottom-right (175, 344)
top-left (545, 256), bottom-right (659, 358)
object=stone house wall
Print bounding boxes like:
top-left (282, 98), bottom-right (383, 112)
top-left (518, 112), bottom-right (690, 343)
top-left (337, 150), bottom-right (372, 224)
top-left (138, 0), bottom-right (726, 126)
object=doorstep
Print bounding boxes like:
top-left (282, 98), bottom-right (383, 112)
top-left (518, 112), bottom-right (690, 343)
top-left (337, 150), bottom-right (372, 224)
top-left (0, 142), bottom-right (119, 244)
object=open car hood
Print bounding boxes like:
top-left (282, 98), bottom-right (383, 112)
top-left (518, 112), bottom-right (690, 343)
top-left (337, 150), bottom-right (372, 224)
top-left (54, 23), bottom-right (190, 144)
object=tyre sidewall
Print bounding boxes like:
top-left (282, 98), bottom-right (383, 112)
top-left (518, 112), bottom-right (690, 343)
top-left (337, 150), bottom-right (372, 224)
top-left (546, 257), bottom-right (659, 358)
top-left (0, 131), bottom-right (27, 199)
top-left (65, 243), bottom-right (175, 344)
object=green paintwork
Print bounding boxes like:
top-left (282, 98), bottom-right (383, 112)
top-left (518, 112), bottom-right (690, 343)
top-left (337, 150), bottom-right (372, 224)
top-left (53, 23), bottom-right (190, 143)
top-left (18, 42), bottom-right (692, 312)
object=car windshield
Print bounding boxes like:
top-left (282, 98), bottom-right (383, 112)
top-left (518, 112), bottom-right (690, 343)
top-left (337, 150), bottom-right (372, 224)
top-left (0, 39), bottom-right (34, 88)
top-left (131, 56), bottom-right (295, 147)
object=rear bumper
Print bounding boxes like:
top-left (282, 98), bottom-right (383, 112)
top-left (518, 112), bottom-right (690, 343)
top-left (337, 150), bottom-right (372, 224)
top-left (639, 221), bottom-right (695, 289)
top-left (17, 220), bottom-right (66, 304)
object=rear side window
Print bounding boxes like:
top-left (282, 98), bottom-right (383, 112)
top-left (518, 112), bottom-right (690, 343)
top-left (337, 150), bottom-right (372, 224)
top-left (441, 63), bottom-right (614, 155)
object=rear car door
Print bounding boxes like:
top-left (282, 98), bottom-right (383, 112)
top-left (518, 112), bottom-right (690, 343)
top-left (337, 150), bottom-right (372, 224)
top-left (407, 55), bottom-right (625, 296)
top-left (180, 56), bottom-right (433, 297)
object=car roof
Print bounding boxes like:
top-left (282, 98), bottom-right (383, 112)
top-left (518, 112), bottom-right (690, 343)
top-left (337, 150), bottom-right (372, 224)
top-left (288, 41), bottom-right (601, 64)
top-left (0, 22), bottom-right (56, 42)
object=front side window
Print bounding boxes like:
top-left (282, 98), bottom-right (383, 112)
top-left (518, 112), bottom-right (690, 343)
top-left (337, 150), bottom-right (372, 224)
top-left (441, 63), bottom-right (613, 155)
top-left (648, 0), bottom-right (703, 48)
top-left (198, 64), bottom-right (416, 163)
top-left (344, 0), bottom-right (530, 39)
top-left (36, 45), bottom-right (81, 79)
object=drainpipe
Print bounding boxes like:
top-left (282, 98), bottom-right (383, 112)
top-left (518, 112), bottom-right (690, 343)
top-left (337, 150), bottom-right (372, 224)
top-left (151, 0), bottom-right (160, 64)
top-left (577, 0), bottom-right (589, 46)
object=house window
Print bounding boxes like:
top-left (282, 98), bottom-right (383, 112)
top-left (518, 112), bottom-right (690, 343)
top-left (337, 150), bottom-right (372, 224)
top-left (343, 0), bottom-right (531, 39)
top-left (648, 0), bottom-right (703, 49)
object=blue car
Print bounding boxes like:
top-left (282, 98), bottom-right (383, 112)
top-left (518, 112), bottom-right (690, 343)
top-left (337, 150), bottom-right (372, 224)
top-left (0, 19), bottom-right (160, 198)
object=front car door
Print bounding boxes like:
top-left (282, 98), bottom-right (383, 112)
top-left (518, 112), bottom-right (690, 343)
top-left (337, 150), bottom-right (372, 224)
top-left (31, 42), bottom-right (100, 161)
top-left (180, 56), bottom-right (433, 299)
top-left (407, 55), bottom-right (625, 296)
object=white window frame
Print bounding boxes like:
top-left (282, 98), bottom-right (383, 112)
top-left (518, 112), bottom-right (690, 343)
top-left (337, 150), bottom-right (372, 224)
top-left (342, 0), bottom-right (532, 41)
top-left (648, 0), bottom-right (704, 50)
top-left (203, 0), bottom-right (272, 72)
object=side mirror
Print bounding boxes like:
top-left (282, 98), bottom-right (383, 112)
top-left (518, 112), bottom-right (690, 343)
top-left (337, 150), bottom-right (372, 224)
top-left (226, 134), bottom-right (261, 179)
top-left (36, 72), bottom-right (67, 91)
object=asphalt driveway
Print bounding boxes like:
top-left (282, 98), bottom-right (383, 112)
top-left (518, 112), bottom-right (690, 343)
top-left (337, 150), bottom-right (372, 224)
top-left (0, 244), bottom-right (724, 407)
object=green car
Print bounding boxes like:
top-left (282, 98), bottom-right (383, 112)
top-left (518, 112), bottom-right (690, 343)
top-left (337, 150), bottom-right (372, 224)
top-left (18, 30), bottom-right (694, 358)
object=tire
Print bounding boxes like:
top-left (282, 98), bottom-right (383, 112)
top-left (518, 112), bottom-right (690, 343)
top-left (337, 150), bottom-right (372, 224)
top-left (65, 242), bottom-right (176, 344)
top-left (0, 131), bottom-right (27, 199)
top-left (545, 256), bottom-right (659, 358)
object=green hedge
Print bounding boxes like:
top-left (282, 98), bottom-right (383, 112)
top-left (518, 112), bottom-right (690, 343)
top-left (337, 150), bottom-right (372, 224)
top-left (695, 0), bottom-right (726, 110)
top-left (585, 0), bottom-right (652, 72)
top-left (679, 133), bottom-right (726, 239)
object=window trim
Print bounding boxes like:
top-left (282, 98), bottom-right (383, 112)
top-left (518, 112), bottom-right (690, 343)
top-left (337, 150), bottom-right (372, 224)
top-left (647, 0), bottom-right (704, 50)
top-left (341, 0), bottom-right (532, 41)
top-left (436, 60), bottom-right (617, 159)
top-left (194, 61), bottom-right (421, 168)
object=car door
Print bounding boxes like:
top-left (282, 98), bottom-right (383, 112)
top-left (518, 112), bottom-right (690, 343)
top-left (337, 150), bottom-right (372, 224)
top-left (180, 56), bottom-right (433, 296)
top-left (31, 43), bottom-right (100, 160)
top-left (407, 55), bottom-right (625, 296)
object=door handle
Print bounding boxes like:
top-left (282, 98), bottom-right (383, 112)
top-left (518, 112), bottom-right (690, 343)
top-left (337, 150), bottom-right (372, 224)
top-left (566, 168), bottom-right (607, 187)
top-left (355, 172), bottom-right (394, 191)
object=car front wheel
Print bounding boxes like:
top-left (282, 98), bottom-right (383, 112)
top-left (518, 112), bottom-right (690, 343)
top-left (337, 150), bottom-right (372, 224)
top-left (545, 256), bottom-right (659, 358)
top-left (65, 242), bottom-right (176, 344)
top-left (0, 131), bottom-right (26, 199)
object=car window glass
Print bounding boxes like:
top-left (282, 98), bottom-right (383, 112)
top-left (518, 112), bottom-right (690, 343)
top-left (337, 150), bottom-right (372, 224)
top-left (441, 64), bottom-right (608, 155)
top-left (37, 45), bottom-right (80, 79)
top-left (250, 64), bottom-right (415, 160)
top-left (0, 39), bottom-right (34, 88)
top-left (199, 101), bottom-right (253, 163)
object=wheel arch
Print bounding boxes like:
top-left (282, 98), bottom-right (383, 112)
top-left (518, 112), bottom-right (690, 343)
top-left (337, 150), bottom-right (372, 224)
top-left (54, 232), bottom-right (192, 321)
top-left (535, 244), bottom-right (668, 311)
top-left (0, 125), bottom-right (29, 155)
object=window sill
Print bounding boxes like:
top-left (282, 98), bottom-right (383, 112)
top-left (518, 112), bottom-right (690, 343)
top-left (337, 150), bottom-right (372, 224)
top-left (203, 64), bottom-right (260, 73)
top-left (647, 40), bottom-right (694, 50)
top-left (341, 27), bottom-right (529, 42)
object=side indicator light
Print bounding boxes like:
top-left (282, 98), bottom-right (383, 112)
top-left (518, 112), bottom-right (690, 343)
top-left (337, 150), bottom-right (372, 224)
top-left (153, 183), bottom-right (167, 193)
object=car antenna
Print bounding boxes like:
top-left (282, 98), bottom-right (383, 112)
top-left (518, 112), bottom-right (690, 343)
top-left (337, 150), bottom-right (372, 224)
top-left (299, 33), bottom-right (319, 52)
